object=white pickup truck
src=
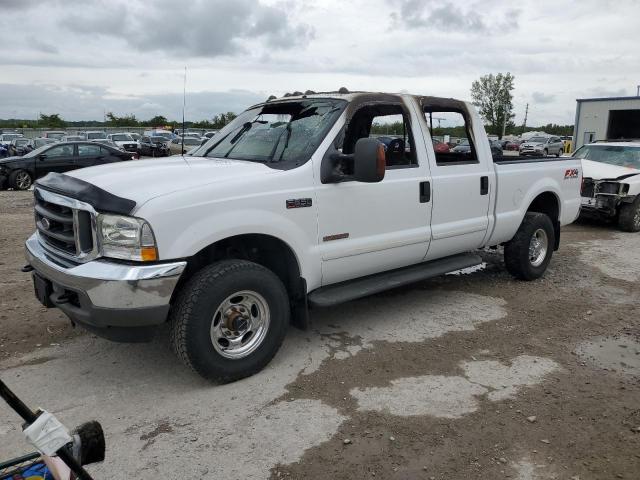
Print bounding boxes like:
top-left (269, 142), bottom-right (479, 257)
top-left (24, 92), bottom-right (582, 381)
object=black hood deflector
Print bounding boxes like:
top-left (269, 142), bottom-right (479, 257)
top-left (35, 172), bottom-right (136, 215)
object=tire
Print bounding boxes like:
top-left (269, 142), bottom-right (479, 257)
top-left (543, 148), bottom-right (548, 157)
top-left (556, 148), bottom-right (562, 157)
top-left (504, 212), bottom-right (555, 280)
top-left (618, 196), bottom-right (640, 232)
top-left (9, 169), bottom-right (33, 190)
top-left (169, 259), bottom-right (290, 382)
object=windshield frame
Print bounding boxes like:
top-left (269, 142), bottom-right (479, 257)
top-left (190, 98), bottom-right (348, 170)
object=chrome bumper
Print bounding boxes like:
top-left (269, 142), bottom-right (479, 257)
top-left (25, 233), bottom-right (186, 309)
top-left (25, 233), bottom-right (186, 341)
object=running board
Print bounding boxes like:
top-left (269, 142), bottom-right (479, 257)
top-left (308, 253), bottom-right (483, 308)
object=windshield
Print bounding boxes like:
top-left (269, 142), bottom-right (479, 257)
top-left (192, 99), bottom-right (346, 166)
top-left (35, 138), bottom-right (55, 147)
top-left (47, 133), bottom-right (65, 139)
top-left (16, 139), bottom-right (29, 145)
top-left (153, 131), bottom-right (173, 139)
top-left (573, 144), bottom-right (640, 169)
top-left (528, 136), bottom-right (547, 143)
top-left (111, 134), bottom-right (132, 141)
top-left (2, 134), bottom-right (20, 140)
top-left (150, 136), bottom-right (167, 143)
top-left (87, 132), bottom-right (106, 139)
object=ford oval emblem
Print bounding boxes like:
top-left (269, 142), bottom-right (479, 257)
top-left (40, 217), bottom-right (51, 230)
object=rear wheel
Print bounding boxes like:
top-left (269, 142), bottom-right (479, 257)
top-left (169, 260), bottom-right (290, 382)
top-left (504, 212), bottom-right (555, 280)
top-left (618, 196), bottom-right (640, 232)
top-left (9, 169), bottom-right (33, 190)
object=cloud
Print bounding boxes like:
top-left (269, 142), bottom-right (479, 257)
top-left (389, 0), bottom-right (520, 34)
top-left (532, 91), bottom-right (555, 104)
top-left (57, 0), bottom-right (314, 57)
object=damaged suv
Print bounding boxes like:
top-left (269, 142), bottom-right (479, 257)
top-left (576, 142), bottom-right (640, 231)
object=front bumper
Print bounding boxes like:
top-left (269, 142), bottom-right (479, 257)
top-left (25, 234), bottom-right (186, 342)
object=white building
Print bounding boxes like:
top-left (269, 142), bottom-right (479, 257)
top-left (573, 95), bottom-right (640, 151)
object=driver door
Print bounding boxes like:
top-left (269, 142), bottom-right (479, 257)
top-left (314, 98), bottom-right (433, 285)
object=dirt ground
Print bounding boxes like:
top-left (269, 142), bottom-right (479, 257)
top-left (0, 190), bottom-right (638, 479)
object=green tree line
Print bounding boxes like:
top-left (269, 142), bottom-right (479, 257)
top-left (0, 112), bottom-right (238, 130)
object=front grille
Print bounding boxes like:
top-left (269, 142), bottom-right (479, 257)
top-left (581, 178), bottom-right (595, 197)
top-left (34, 188), bottom-right (97, 262)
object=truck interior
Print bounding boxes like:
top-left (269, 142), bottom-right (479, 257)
top-left (607, 109), bottom-right (640, 140)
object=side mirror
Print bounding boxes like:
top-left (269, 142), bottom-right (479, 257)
top-left (353, 137), bottom-right (385, 183)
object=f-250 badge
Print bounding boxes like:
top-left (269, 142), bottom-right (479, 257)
top-left (564, 168), bottom-right (579, 179)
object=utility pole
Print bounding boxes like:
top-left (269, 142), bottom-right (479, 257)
top-left (521, 103), bottom-right (529, 134)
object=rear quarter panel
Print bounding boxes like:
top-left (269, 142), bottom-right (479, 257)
top-left (487, 159), bottom-right (582, 246)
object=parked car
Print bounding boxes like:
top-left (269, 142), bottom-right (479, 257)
top-left (575, 142), bottom-right (640, 231)
top-left (42, 131), bottom-right (66, 140)
top-left (170, 137), bottom-right (202, 154)
top-left (23, 92), bottom-right (582, 382)
top-left (432, 138), bottom-right (450, 153)
top-left (8, 138), bottom-right (32, 156)
top-left (520, 136), bottom-right (564, 157)
top-left (452, 138), bottom-right (471, 153)
top-left (138, 135), bottom-right (170, 157)
top-left (107, 133), bottom-right (139, 153)
top-left (490, 140), bottom-right (504, 157)
top-left (505, 140), bottom-right (522, 151)
top-left (0, 133), bottom-right (23, 147)
top-left (85, 131), bottom-right (108, 142)
top-left (143, 130), bottom-right (176, 142)
top-left (0, 141), bottom-right (136, 190)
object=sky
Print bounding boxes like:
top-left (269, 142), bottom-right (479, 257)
top-left (1, 0), bottom-right (639, 125)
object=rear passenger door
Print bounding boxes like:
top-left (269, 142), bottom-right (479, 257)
top-left (76, 143), bottom-right (103, 168)
top-left (419, 100), bottom-right (493, 260)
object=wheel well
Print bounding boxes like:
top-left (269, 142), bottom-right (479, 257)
top-left (527, 192), bottom-right (560, 249)
top-left (172, 234), bottom-right (308, 327)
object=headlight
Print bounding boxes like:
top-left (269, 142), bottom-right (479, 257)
top-left (97, 214), bottom-right (158, 261)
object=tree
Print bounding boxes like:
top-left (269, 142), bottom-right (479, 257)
top-left (106, 112), bottom-right (138, 127)
top-left (147, 115), bottom-right (168, 127)
top-left (39, 113), bottom-right (66, 128)
top-left (470, 73), bottom-right (515, 139)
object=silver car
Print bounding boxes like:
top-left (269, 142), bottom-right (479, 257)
top-left (519, 136), bottom-right (564, 157)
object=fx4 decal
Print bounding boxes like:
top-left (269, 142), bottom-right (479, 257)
top-left (564, 168), bottom-right (579, 179)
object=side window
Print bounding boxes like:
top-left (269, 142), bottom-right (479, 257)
top-left (423, 109), bottom-right (478, 165)
top-left (337, 104), bottom-right (417, 168)
top-left (78, 144), bottom-right (101, 156)
top-left (99, 146), bottom-right (112, 156)
top-left (45, 145), bottom-right (73, 157)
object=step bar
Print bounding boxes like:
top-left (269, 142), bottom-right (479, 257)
top-left (308, 253), bottom-right (483, 308)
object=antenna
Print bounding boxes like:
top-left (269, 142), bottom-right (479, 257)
top-left (181, 66), bottom-right (187, 155)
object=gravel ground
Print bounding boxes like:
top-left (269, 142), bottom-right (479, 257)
top-left (0, 190), bottom-right (638, 479)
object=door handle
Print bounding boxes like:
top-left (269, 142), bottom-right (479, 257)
top-left (419, 181), bottom-right (431, 203)
top-left (480, 176), bottom-right (489, 195)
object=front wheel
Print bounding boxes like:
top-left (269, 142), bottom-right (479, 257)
top-left (504, 212), bottom-right (555, 280)
top-left (9, 169), bottom-right (33, 190)
top-left (618, 196), bottom-right (640, 232)
top-left (169, 260), bottom-right (290, 382)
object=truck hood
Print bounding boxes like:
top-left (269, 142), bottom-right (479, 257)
top-left (66, 155), bottom-right (276, 207)
top-left (581, 159), bottom-right (640, 180)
